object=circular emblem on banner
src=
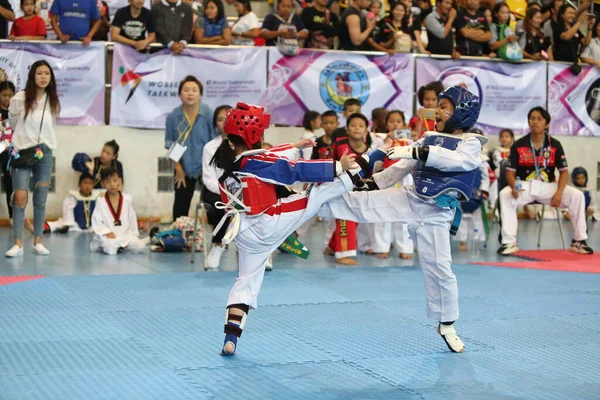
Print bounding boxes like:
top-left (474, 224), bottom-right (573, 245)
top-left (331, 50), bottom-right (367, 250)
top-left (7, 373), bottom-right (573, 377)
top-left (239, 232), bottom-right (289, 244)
top-left (319, 61), bottom-right (369, 113)
top-left (436, 67), bottom-right (483, 103)
top-left (585, 78), bottom-right (600, 126)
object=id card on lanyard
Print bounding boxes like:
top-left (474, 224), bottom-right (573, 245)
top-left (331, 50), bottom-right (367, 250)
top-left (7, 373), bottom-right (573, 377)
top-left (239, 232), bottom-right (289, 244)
top-left (167, 110), bottom-right (198, 163)
top-left (530, 136), bottom-right (550, 195)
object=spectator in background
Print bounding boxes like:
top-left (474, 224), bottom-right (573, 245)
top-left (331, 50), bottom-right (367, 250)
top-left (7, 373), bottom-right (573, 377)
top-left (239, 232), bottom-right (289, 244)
top-left (231, 0), bottom-right (260, 46)
top-left (520, 7), bottom-right (553, 60)
top-left (369, 0), bottom-right (383, 20)
top-left (92, 1), bottom-right (111, 40)
top-left (515, 1), bottom-right (541, 32)
top-left (424, 0), bottom-right (458, 56)
top-left (9, 0), bottom-right (47, 40)
top-left (0, 0), bottom-right (15, 39)
top-left (454, 0), bottom-right (491, 57)
top-left (261, 0), bottom-right (308, 49)
top-left (165, 75), bottom-right (213, 221)
top-left (339, 0), bottom-right (376, 51)
top-left (409, 81), bottom-right (443, 138)
top-left (370, 107), bottom-right (388, 133)
top-left (480, 6), bottom-right (494, 56)
top-left (0, 80), bottom-right (15, 222)
top-left (152, 0), bottom-right (194, 54)
top-left (400, 0), bottom-right (429, 54)
top-left (193, 0), bottom-right (231, 45)
top-left (418, 0), bottom-right (433, 21)
top-left (111, 0), bottom-right (157, 52)
top-left (301, 0), bottom-right (340, 49)
top-left (553, 3), bottom-right (593, 62)
top-left (489, 2), bottom-right (520, 59)
top-left (333, 97), bottom-right (361, 135)
top-left (581, 20), bottom-right (600, 67)
top-left (369, 1), bottom-right (413, 54)
top-left (50, 0), bottom-right (101, 45)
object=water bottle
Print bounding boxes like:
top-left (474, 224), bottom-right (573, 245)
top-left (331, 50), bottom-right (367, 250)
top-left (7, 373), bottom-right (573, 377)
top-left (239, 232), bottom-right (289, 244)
top-left (471, 229), bottom-right (481, 256)
top-left (514, 177), bottom-right (522, 192)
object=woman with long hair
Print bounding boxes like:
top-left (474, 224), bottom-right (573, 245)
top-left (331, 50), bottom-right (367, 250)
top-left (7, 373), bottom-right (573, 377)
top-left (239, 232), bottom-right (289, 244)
top-left (368, 1), bottom-right (412, 54)
top-left (230, 0), bottom-right (260, 46)
top-left (519, 8), bottom-right (553, 60)
top-left (6, 60), bottom-right (60, 257)
top-left (553, 3), bottom-right (594, 62)
top-left (193, 0), bottom-right (231, 45)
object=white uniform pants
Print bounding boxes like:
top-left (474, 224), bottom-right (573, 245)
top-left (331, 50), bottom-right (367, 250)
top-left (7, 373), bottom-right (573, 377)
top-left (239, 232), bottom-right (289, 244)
top-left (319, 187), bottom-right (458, 322)
top-left (227, 174), bottom-right (353, 309)
top-left (47, 218), bottom-right (83, 233)
top-left (90, 233), bottom-right (148, 255)
top-left (357, 223), bottom-right (373, 253)
top-left (372, 222), bottom-right (414, 254)
top-left (499, 181), bottom-right (587, 245)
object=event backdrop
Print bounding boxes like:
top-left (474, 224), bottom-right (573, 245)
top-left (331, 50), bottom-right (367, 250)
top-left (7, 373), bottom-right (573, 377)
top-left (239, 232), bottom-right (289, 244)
top-left (110, 44), bottom-right (267, 128)
top-left (0, 42), bottom-right (105, 125)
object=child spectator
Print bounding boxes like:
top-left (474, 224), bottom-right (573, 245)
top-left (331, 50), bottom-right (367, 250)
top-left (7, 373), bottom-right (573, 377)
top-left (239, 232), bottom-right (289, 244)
top-left (88, 140), bottom-right (124, 189)
top-left (312, 110), bottom-right (338, 159)
top-left (0, 80), bottom-right (15, 221)
top-left (202, 104), bottom-right (232, 269)
top-left (111, 0), bottom-right (157, 51)
top-left (50, 0), bottom-right (101, 45)
top-left (193, 0), bottom-right (231, 45)
top-left (30, 172), bottom-right (100, 234)
top-left (370, 107), bottom-right (388, 133)
top-left (300, 110), bottom-right (320, 159)
top-left (565, 167), bottom-right (599, 222)
top-left (90, 167), bottom-right (147, 255)
top-left (488, 128), bottom-right (513, 207)
top-left (331, 98), bottom-right (361, 140)
top-left (8, 0), bottom-right (47, 40)
top-left (409, 81), bottom-right (443, 139)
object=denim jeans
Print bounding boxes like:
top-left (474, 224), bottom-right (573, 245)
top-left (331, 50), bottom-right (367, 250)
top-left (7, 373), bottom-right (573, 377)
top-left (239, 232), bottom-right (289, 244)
top-left (11, 145), bottom-right (53, 240)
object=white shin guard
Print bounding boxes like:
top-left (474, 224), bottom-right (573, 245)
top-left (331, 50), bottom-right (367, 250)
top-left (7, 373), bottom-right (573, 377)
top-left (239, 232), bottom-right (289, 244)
top-left (438, 323), bottom-right (465, 353)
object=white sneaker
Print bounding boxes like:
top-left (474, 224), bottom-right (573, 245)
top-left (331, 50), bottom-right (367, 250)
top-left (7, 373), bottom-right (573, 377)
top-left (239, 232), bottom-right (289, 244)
top-left (265, 255), bottom-right (273, 271)
top-left (205, 245), bottom-right (225, 270)
top-left (438, 323), bottom-right (465, 353)
top-left (32, 243), bottom-right (50, 256)
top-left (497, 243), bottom-right (519, 256)
top-left (5, 245), bottom-right (23, 258)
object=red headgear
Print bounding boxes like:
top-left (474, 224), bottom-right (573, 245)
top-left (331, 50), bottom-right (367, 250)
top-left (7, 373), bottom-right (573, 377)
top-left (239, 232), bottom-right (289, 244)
top-left (223, 102), bottom-right (271, 149)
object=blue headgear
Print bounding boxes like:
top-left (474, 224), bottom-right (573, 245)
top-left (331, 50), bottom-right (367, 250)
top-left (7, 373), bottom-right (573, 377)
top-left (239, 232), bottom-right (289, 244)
top-left (438, 86), bottom-right (481, 134)
top-left (71, 153), bottom-right (91, 173)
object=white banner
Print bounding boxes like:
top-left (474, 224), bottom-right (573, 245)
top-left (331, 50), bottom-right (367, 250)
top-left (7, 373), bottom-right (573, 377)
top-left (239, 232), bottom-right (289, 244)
top-left (110, 44), bottom-right (268, 128)
top-left (261, 48), bottom-right (415, 125)
top-left (416, 58), bottom-right (547, 135)
top-left (0, 42), bottom-right (106, 125)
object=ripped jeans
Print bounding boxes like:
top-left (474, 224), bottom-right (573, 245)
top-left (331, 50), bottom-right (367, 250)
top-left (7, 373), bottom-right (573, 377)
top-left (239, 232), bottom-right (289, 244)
top-left (11, 145), bottom-right (53, 239)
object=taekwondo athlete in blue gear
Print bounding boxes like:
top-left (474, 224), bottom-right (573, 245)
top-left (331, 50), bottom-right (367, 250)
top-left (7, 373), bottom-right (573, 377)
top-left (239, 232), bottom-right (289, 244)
top-left (318, 85), bottom-right (486, 353)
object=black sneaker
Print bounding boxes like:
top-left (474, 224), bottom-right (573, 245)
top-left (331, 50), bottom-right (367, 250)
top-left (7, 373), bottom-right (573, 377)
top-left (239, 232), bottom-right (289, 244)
top-left (570, 240), bottom-right (593, 254)
top-left (497, 243), bottom-right (519, 256)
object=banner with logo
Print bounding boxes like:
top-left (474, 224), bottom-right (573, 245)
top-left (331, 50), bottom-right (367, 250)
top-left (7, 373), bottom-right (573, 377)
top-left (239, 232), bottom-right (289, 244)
top-left (416, 58), bottom-right (546, 135)
top-left (110, 44), bottom-right (267, 128)
top-left (0, 42), bottom-right (105, 125)
top-left (548, 63), bottom-right (600, 136)
top-left (261, 48), bottom-right (415, 126)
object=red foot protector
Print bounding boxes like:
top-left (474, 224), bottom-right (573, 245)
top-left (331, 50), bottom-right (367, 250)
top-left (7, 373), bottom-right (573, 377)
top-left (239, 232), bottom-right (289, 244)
top-left (0, 275), bottom-right (46, 285)
top-left (472, 250), bottom-right (600, 274)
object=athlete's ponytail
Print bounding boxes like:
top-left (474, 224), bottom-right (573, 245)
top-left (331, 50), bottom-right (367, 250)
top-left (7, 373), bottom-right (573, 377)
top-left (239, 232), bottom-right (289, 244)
top-left (211, 135), bottom-right (247, 171)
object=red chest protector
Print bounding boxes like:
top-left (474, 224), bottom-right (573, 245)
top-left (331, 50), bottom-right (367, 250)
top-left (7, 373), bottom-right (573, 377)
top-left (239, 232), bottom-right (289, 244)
top-left (219, 175), bottom-right (278, 216)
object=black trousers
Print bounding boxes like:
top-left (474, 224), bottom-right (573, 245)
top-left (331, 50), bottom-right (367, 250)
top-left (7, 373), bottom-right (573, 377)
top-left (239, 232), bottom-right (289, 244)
top-left (172, 175), bottom-right (202, 221)
top-left (0, 151), bottom-right (13, 218)
top-left (202, 187), bottom-right (230, 244)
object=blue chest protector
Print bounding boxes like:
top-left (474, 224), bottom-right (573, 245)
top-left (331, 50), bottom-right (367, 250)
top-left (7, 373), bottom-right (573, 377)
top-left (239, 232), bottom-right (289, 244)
top-left (74, 199), bottom-right (96, 230)
top-left (413, 133), bottom-right (480, 235)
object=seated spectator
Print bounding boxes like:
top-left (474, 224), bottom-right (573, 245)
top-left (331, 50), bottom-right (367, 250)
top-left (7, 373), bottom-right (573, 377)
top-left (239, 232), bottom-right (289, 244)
top-left (424, 0), bottom-right (458, 56)
top-left (369, 1), bottom-right (413, 54)
top-left (92, 1), bottom-right (110, 40)
top-left (88, 140), bottom-right (124, 190)
top-left (519, 7), bottom-right (553, 60)
top-left (8, 0), bottom-right (47, 40)
top-left (261, 0), bottom-right (308, 52)
top-left (193, 0), bottom-right (231, 45)
top-left (489, 2), bottom-right (522, 60)
top-left (301, 0), bottom-right (340, 49)
top-left (454, 0), bottom-right (492, 57)
top-left (90, 167), bottom-right (147, 255)
top-left (581, 20), bottom-right (600, 66)
top-left (50, 0), bottom-right (101, 45)
top-left (553, 3), bottom-right (593, 62)
top-left (498, 106), bottom-right (593, 256)
top-left (111, 0), bottom-right (157, 51)
top-left (231, 0), bottom-right (260, 46)
top-left (568, 167), bottom-right (599, 222)
top-left (152, 0), bottom-right (194, 54)
top-left (338, 0), bottom-right (376, 51)
top-left (0, 0), bottom-right (15, 39)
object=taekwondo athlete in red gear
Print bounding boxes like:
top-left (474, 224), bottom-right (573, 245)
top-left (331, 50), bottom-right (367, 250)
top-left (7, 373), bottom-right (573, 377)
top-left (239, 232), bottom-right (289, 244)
top-left (318, 86), bottom-right (486, 353)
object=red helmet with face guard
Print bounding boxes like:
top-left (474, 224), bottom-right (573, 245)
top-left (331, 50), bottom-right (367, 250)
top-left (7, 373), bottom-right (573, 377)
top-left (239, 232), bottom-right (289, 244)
top-left (223, 102), bottom-right (271, 149)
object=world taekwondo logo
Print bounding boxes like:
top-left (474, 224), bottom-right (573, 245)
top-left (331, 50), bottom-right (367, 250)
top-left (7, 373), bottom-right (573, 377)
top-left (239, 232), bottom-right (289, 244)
top-left (319, 61), bottom-right (369, 113)
top-left (118, 66), bottom-right (163, 104)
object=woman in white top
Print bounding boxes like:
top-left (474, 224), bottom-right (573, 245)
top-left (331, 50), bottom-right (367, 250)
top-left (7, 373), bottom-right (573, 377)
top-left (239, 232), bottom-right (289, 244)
top-left (231, 0), bottom-right (260, 46)
top-left (6, 60), bottom-right (60, 258)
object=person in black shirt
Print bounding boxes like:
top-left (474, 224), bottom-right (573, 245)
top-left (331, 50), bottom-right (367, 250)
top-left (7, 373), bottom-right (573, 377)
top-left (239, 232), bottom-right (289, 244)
top-left (312, 110), bottom-right (338, 159)
top-left (261, 0), bottom-right (308, 47)
top-left (0, 0), bottom-right (15, 39)
top-left (519, 8), bottom-right (552, 60)
top-left (400, 0), bottom-right (429, 53)
top-left (454, 0), bottom-right (491, 56)
top-left (0, 80), bottom-right (15, 220)
top-left (553, 3), bottom-right (593, 62)
top-left (111, 0), bottom-right (157, 51)
top-left (339, 0), bottom-right (376, 50)
top-left (301, 0), bottom-right (340, 49)
top-left (369, 2), bottom-right (413, 54)
top-left (498, 106), bottom-right (593, 256)
top-left (331, 98), bottom-right (361, 142)
top-left (424, 0), bottom-right (458, 56)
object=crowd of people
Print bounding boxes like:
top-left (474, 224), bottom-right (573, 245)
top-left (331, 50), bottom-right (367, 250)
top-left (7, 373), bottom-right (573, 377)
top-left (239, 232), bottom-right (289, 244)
top-left (0, 0), bottom-right (599, 64)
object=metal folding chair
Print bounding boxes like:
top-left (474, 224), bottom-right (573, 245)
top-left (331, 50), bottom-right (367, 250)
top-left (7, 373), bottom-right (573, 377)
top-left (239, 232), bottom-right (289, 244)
top-left (536, 203), bottom-right (567, 249)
